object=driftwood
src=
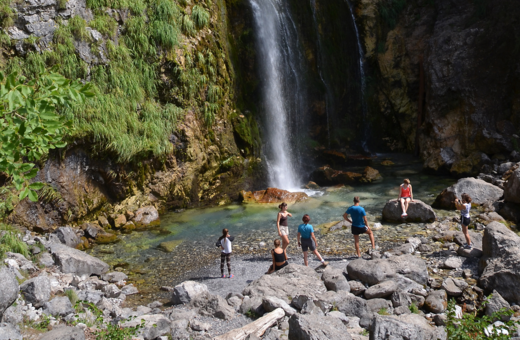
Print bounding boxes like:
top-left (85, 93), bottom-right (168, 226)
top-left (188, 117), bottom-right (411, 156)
top-left (214, 308), bottom-right (285, 340)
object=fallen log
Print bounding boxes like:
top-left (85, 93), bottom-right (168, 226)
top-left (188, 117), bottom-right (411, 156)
top-left (214, 308), bottom-right (285, 340)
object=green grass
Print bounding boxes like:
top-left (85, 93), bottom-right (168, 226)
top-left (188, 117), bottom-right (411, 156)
top-left (0, 224), bottom-right (29, 260)
top-left (0, 0), bottom-right (15, 28)
top-left (409, 302), bottom-right (419, 314)
top-left (192, 5), bottom-right (209, 29)
top-left (65, 289), bottom-right (79, 305)
top-left (378, 307), bottom-right (390, 315)
top-left (90, 13), bottom-right (118, 37)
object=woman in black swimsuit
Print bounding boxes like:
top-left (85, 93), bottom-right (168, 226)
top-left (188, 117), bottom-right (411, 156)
top-left (267, 239), bottom-right (288, 274)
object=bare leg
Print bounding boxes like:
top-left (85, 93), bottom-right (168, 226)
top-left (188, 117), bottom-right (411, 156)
top-left (354, 235), bottom-right (360, 257)
top-left (462, 225), bottom-right (471, 245)
top-left (282, 235), bottom-right (290, 256)
top-left (312, 249), bottom-right (324, 262)
top-left (366, 228), bottom-right (375, 249)
top-left (404, 199), bottom-right (410, 214)
top-left (400, 198), bottom-right (406, 215)
top-left (303, 251), bottom-right (309, 266)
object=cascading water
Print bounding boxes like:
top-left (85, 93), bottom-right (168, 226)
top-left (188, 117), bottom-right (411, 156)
top-left (249, 0), bottom-right (308, 190)
top-left (346, 0), bottom-right (370, 152)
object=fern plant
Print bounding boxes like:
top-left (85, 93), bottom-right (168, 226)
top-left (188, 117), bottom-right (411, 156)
top-left (191, 5), bottom-right (209, 29)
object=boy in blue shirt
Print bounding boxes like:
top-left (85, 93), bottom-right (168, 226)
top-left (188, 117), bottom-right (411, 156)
top-left (343, 196), bottom-right (375, 257)
top-left (297, 214), bottom-right (328, 267)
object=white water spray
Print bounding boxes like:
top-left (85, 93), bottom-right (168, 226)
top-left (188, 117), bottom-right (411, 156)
top-left (249, 0), bottom-right (305, 190)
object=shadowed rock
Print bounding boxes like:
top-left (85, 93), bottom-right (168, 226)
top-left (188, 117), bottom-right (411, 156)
top-left (382, 199), bottom-right (436, 223)
top-left (433, 178), bottom-right (503, 210)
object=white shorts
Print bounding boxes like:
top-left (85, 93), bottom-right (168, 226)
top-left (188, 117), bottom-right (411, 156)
top-left (280, 226), bottom-right (289, 236)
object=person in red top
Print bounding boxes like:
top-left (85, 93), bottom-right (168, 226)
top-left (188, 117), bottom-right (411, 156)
top-left (398, 179), bottom-right (414, 218)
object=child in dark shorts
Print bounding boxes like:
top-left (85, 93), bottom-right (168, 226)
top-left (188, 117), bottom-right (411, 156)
top-left (343, 196), bottom-right (376, 257)
top-left (297, 214), bottom-right (328, 267)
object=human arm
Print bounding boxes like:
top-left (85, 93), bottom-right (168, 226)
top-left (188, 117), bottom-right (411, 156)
top-left (311, 232), bottom-right (318, 248)
top-left (297, 232), bottom-right (301, 247)
top-left (287, 212), bottom-right (293, 217)
top-left (363, 215), bottom-right (369, 228)
top-left (454, 198), bottom-right (464, 210)
top-left (398, 185), bottom-right (401, 200)
top-left (343, 212), bottom-right (352, 223)
top-left (410, 185), bottom-right (414, 201)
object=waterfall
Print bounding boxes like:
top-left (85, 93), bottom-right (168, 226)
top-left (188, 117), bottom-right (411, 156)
top-left (346, 0), bottom-right (370, 152)
top-left (249, 0), bottom-right (307, 190)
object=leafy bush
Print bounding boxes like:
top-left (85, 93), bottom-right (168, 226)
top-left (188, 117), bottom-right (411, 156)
top-left (446, 298), bottom-right (515, 340)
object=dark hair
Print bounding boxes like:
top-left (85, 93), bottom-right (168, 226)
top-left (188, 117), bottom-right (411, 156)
top-left (461, 193), bottom-right (472, 204)
top-left (278, 202), bottom-right (288, 210)
top-left (302, 214), bottom-right (311, 224)
top-left (274, 239), bottom-right (281, 247)
top-left (218, 228), bottom-right (229, 242)
top-left (353, 196), bottom-right (360, 203)
top-left (403, 179), bottom-right (410, 184)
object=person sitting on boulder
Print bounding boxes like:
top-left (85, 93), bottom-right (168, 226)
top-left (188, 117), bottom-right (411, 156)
top-left (455, 193), bottom-right (473, 249)
top-left (344, 196), bottom-right (376, 257)
top-left (398, 179), bottom-right (414, 217)
top-left (267, 239), bottom-right (288, 274)
top-left (297, 214), bottom-right (328, 267)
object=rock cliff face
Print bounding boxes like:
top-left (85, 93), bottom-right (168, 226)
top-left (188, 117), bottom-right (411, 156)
top-left (353, 0), bottom-right (520, 175)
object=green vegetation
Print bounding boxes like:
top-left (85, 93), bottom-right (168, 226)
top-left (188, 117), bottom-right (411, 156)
top-left (446, 298), bottom-right (515, 340)
top-left (244, 308), bottom-right (260, 320)
top-left (65, 289), bottom-right (79, 305)
top-left (378, 307), bottom-right (390, 315)
top-left (0, 71), bottom-right (93, 202)
top-left (7, 0), bottom-right (229, 165)
top-left (0, 0), bottom-right (15, 29)
top-left (409, 302), bottom-right (419, 314)
top-left (0, 224), bottom-right (29, 259)
top-left (378, 0), bottom-right (407, 30)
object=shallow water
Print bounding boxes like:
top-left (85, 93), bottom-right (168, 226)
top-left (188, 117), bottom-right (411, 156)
top-left (88, 154), bottom-right (457, 305)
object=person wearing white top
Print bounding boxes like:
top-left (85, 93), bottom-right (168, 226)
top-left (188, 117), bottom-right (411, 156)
top-left (218, 228), bottom-right (234, 278)
top-left (455, 193), bottom-right (472, 249)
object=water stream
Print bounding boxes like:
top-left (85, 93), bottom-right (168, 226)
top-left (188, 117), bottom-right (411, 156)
top-left (249, 0), bottom-right (308, 190)
top-left (88, 154), bottom-right (457, 305)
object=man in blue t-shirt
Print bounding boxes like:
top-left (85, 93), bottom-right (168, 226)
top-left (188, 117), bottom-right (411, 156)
top-left (343, 196), bottom-right (375, 257)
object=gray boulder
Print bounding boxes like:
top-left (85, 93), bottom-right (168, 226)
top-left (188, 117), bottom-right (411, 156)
top-left (370, 314), bottom-right (438, 340)
top-left (453, 231), bottom-right (483, 249)
top-left (504, 168), bottom-right (520, 204)
top-left (0, 266), bottom-right (19, 320)
top-left (391, 291), bottom-right (412, 308)
top-left (300, 299), bottom-right (324, 316)
top-left (442, 278), bottom-right (468, 297)
top-left (133, 206), bottom-right (160, 228)
top-left (346, 259), bottom-right (396, 285)
top-left (102, 272), bottom-right (128, 283)
top-left (322, 267), bottom-right (350, 292)
top-left (424, 290), bottom-right (447, 313)
top-left (387, 254), bottom-right (429, 286)
top-left (122, 314), bottom-right (171, 340)
top-left (121, 284), bottom-right (138, 295)
top-left (43, 296), bottom-right (74, 317)
top-left (2, 304), bottom-right (23, 325)
top-left (196, 294), bottom-right (235, 320)
top-left (327, 311), bottom-right (349, 325)
top-left (317, 291), bottom-right (369, 318)
top-left (102, 284), bottom-right (122, 298)
top-left (170, 319), bottom-right (190, 340)
top-left (171, 281), bottom-right (209, 305)
top-left (0, 323), bottom-right (22, 340)
top-left (38, 326), bottom-right (85, 340)
top-left (239, 296), bottom-right (264, 315)
top-left (365, 281), bottom-right (398, 299)
top-left (367, 298), bottom-right (393, 314)
top-left (243, 264), bottom-right (327, 303)
top-left (54, 226), bottom-right (81, 248)
top-left (485, 290), bottom-right (511, 321)
top-left (289, 313), bottom-right (352, 340)
top-left (20, 276), bottom-right (51, 308)
top-left (441, 257), bottom-right (463, 269)
top-left (433, 178), bottom-right (504, 209)
top-left (49, 243), bottom-right (109, 276)
top-left (76, 290), bottom-right (104, 305)
top-left (349, 280), bottom-right (366, 296)
top-left (382, 199), bottom-right (437, 223)
top-left (479, 222), bottom-right (520, 304)
top-left (262, 296), bottom-right (297, 316)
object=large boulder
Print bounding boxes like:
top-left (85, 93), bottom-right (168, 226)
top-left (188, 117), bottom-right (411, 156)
top-left (382, 199), bottom-right (436, 223)
top-left (504, 167), bottom-right (520, 204)
top-left (433, 178), bottom-right (503, 209)
top-left (0, 266), bottom-right (19, 320)
top-left (20, 276), bottom-right (51, 308)
top-left (316, 291), bottom-right (369, 318)
top-left (346, 259), bottom-right (396, 285)
top-left (195, 294), bottom-right (235, 320)
top-left (133, 206), bottom-right (160, 229)
top-left (121, 314), bottom-right (171, 340)
top-left (43, 296), bottom-right (74, 317)
top-left (321, 267), bottom-right (350, 292)
top-left (370, 314), bottom-right (438, 340)
top-left (485, 290), bottom-right (511, 321)
top-left (54, 226), bottom-right (81, 248)
top-left (262, 296), bottom-right (297, 316)
top-left (424, 290), bottom-right (447, 313)
top-left (0, 323), bottom-right (23, 340)
top-left (240, 188), bottom-right (308, 204)
top-left (49, 243), bottom-right (109, 276)
top-left (243, 265), bottom-right (326, 303)
top-left (364, 281), bottom-right (398, 299)
top-left (37, 326), bottom-right (85, 340)
top-left (479, 222), bottom-right (520, 304)
top-left (171, 281), bottom-right (209, 305)
top-left (387, 254), bottom-right (429, 286)
top-left (289, 313), bottom-right (352, 340)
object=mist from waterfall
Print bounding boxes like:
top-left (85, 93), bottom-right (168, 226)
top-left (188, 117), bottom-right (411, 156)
top-left (249, 0), bottom-right (307, 190)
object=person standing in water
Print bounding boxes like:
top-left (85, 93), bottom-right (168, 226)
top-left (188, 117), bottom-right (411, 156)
top-left (398, 179), bottom-right (414, 218)
top-left (218, 228), bottom-right (234, 278)
top-left (297, 214), bottom-right (328, 267)
top-left (344, 197), bottom-right (376, 257)
top-left (455, 193), bottom-right (473, 249)
top-left (277, 203), bottom-right (292, 257)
